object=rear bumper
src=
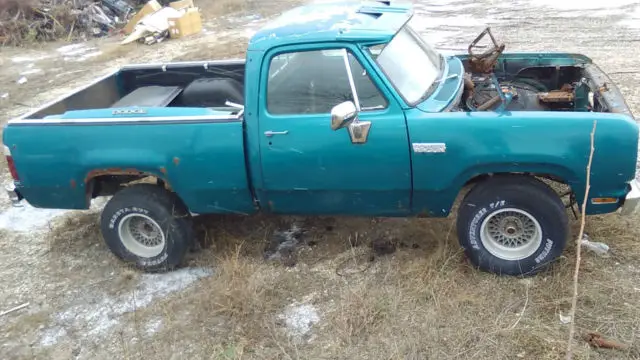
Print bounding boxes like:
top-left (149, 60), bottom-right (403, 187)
top-left (5, 183), bottom-right (23, 207)
top-left (620, 179), bottom-right (640, 215)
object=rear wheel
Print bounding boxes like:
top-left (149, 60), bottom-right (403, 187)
top-left (100, 184), bottom-right (193, 272)
top-left (456, 176), bottom-right (569, 276)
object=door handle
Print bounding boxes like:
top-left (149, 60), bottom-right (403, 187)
top-left (264, 130), bottom-right (289, 137)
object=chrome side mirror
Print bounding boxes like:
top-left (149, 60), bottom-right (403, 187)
top-left (330, 101), bottom-right (357, 130)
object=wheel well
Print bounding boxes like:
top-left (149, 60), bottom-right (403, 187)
top-left (86, 173), bottom-right (187, 210)
top-left (463, 172), bottom-right (574, 204)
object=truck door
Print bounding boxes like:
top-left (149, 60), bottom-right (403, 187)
top-left (257, 44), bottom-right (411, 216)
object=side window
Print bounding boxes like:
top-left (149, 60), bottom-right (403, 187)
top-left (266, 49), bottom-right (388, 115)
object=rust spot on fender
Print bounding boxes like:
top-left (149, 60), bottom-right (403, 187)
top-left (268, 200), bottom-right (274, 211)
top-left (70, 179), bottom-right (76, 189)
top-left (173, 157), bottom-right (180, 166)
top-left (160, 167), bottom-right (167, 175)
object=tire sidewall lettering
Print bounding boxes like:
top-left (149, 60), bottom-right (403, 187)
top-left (138, 252), bottom-right (169, 266)
top-left (108, 207), bottom-right (151, 230)
top-left (534, 238), bottom-right (554, 264)
top-left (468, 199), bottom-right (507, 250)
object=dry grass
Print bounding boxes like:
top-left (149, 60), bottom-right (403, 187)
top-left (82, 206), bottom-right (638, 359)
top-left (15, 178), bottom-right (638, 360)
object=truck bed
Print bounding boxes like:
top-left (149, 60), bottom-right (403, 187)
top-left (17, 60), bottom-right (247, 120)
top-left (3, 60), bottom-right (257, 215)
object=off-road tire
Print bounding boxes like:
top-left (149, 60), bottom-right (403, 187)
top-left (100, 184), bottom-right (193, 272)
top-left (456, 175), bottom-right (569, 276)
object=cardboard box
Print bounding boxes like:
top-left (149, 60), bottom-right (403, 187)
top-left (123, 0), bottom-right (163, 34)
top-left (169, 0), bottom-right (195, 10)
top-left (168, 8), bottom-right (202, 39)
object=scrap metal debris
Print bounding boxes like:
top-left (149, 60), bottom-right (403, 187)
top-left (121, 0), bottom-right (202, 45)
top-left (0, 0), bottom-right (201, 46)
top-left (538, 84), bottom-right (575, 103)
top-left (121, 5), bottom-right (180, 44)
top-left (0, 0), bottom-right (134, 45)
top-left (583, 332), bottom-right (629, 350)
top-left (559, 311), bottom-right (572, 324)
top-left (580, 234), bottom-right (610, 257)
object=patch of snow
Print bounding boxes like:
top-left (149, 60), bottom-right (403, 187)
top-left (412, 13), bottom-right (489, 28)
top-left (11, 55), bottom-right (51, 63)
top-left (56, 44), bottom-right (102, 62)
top-left (619, 5), bottom-right (640, 29)
top-left (16, 77), bottom-right (27, 85)
top-left (279, 303), bottom-right (320, 338)
top-left (39, 267), bottom-right (213, 346)
top-left (20, 69), bottom-right (43, 76)
top-left (55, 70), bottom-right (86, 78)
top-left (65, 51), bottom-right (103, 62)
top-left (419, 3), bottom-right (478, 13)
top-left (145, 317), bottom-right (163, 336)
top-left (530, 0), bottom-right (637, 10)
top-left (57, 44), bottom-right (89, 55)
top-left (527, 0), bottom-right (635, 18)
top-left (40, 326), bottom-right (68, 346)
top-left (0, 204), bottom-right (70, 232)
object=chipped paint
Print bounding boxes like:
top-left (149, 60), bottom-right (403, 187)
top-left (172, 157), bottom-right (180, 166)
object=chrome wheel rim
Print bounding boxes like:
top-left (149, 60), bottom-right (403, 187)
top-left (118, 214), bottom-right (165, 258)
top-left (479, 208), bottom-right (542, 261)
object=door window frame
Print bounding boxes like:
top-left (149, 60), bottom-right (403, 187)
top-left (259, 42), bottom-right (401, 121)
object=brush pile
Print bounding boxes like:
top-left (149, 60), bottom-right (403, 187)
top-left (0, 0), bottom-right (139, 45)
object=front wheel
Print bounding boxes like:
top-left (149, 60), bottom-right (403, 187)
top-left (456, 176), bottom-right (569, 276)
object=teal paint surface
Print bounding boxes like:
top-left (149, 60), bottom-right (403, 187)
top-left (406, 108), bottom-right (638, 216)
top-left (6, 121), bottom-right (256, 214)
top-left (248, 1), bottom-right (412, 51)
top-left (4, 1), bottom-right (638, 218)
top-left (253, 42), bottom-right (411, 216)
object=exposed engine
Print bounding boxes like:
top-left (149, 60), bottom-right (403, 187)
top-left (459, 28), bottom-right (595, 113)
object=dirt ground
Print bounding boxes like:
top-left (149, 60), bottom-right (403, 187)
top-left (1, 0), bottom-right (640, 359)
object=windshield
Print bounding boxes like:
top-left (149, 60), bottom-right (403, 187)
top-left (368, 25), bottom-right (443, 105)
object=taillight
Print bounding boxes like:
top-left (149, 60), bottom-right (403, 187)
top-left (4, 145), bottom-right (19, 181)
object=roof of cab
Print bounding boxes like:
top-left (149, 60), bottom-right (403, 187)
top-left (247, 1), bottom-right (414, 51)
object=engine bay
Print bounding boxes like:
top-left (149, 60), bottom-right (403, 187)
top-left (458, 28), bottom-right (599, 113)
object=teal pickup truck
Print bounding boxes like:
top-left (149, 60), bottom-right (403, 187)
top-left (3, 1), bottom-right (639, 276)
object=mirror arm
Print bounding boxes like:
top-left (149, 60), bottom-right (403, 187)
top-left (342, 49), bottom-right (361, 113)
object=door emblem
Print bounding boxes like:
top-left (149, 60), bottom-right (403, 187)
top-left (412, 143), bottom-right (446, 153)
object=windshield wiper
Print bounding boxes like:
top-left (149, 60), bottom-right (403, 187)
top-left (433, 73), bottom-right (459, 84)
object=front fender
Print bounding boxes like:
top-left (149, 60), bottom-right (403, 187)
top-left (406, 109), bottom-right (638, 216)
